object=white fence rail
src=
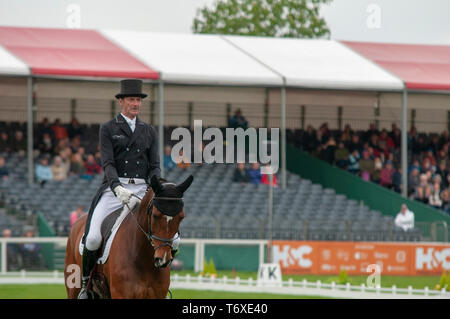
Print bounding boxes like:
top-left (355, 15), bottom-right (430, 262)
top-left (0, 237), bottom-right (265, 274)
top-left (1, 237), bottom-right (67, 274)
top-left (169, 274), bottom-right (450, 299)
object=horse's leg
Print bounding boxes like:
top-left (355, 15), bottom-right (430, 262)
top-left (64, 217), bottom-right (86, 299)
top-left (151, 269), bottom-right (171, 299)
top-left (104, 250), bottom-right (162, 299)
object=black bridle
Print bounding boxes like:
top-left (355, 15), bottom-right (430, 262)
top-left (128, 194), bottom-right (183, 252)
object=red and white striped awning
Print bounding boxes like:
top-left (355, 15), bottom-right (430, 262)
top-left (344, 41), bottom-right (450, 91)
top-left (0, 26), bottom-right (159, 80)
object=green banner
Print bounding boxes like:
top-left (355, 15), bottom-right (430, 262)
top-left (204, 244), bottom-right (260, 271)
top-left (37, 212), bottom-right (55, 270)
top-left (175, 243), bottom-right (195, 270)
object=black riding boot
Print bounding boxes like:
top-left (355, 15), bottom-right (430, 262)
top-left (78, 247), bottom-right (97, 299)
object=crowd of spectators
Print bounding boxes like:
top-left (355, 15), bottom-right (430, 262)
top-left (296, 122), bottom-right (450, 214)
top-left (233, 162), bottom-right (278, 187)
top-left (1, 114), bottom-right (448, 216)
top-left (0, 117), bottom-right (103, 187)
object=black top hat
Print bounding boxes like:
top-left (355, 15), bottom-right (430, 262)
top-left (115, 79), bottom-right (148, 99)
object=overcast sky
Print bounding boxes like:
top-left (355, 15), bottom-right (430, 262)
top-left (0, 0), bottom-right (449, 45)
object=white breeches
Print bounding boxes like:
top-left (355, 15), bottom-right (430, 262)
top-left (85, 183), bottom-right (147, 251)
top-left (85, 183), bottom-right (181, 252)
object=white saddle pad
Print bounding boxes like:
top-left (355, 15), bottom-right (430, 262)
top-left (79, 198), bottom-right (140, 264)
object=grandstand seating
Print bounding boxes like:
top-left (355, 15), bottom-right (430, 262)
top-left (0, 151), bottom-right (423, 241)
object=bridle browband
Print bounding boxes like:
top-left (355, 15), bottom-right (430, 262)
top-left (127, 193), bottom-right (183, 252)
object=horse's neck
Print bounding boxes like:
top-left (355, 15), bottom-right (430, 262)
top-left (131, 189), bottom-right (154, 257)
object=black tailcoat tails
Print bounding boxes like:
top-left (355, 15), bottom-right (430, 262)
top-left (83, 114), bottom-right (161, 240)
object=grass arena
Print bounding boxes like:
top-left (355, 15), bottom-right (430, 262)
top-left (0, 270), bottom-right (445, 299)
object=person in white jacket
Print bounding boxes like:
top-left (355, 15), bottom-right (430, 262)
top-left (394, 204), bottom-right (415, 231)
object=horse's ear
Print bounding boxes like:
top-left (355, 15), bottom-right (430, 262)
top-left (150, 175), bottom-right (163, 194)
top-left (176, 175), bottom-right (193, 194)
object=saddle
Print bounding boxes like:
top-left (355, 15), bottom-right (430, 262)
top-left (79, 200), bottom-right (139, 264)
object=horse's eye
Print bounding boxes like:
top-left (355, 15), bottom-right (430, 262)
top-left (152, 214), bottom-right (159, 220)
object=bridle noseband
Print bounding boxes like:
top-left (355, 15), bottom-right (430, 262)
top-left (128, 194), bottom-right (183, 252)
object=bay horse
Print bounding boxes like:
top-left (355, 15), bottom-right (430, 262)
top-left (64, 175), bottom-right (193, 298)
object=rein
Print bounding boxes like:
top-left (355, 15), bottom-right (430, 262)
top-left (126, 194), bottom-right (182, 251)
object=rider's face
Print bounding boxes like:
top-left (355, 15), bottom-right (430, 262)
top-left (119, 96), bottom-right (142, 120)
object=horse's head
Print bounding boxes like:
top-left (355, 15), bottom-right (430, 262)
top-left (148, 174), bottom-right (193, 268)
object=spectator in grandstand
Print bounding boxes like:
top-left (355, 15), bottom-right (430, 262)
top-left (0, 131), bottom-right (11, 153)
top-left (53, 137), bottom-right (70, 156)
top-left (51, 155), bottom-right (67, 182)
top-left (70, 135), bottom-right (82, 154)
top-left (334, 141), bottom-right (349, 169)
top-left (368, 134), bottom-right (382, 158)
top-left (429, 180), bottom-right (443, 209)
top-left (175, 149), bottom-right (191, 170)
top-left (379, 160), bottom-right (395, 188)
top-left (440, 189), bottom-right (450, 214)
top-left (67, 117), bottom-right (83, 140)
top-left (436, 144), bottom-right (449, 164)
top-left (75, 146), bottom-right (86, 161)
top-left (341, 124), bottom-right (353, 146)
top-left (435, 161), bottom-right (448, 186)
top-left (409, 159), bottom-right (421, 174)
top-left (320, 136), bottom-right (337, 165)
top-left (163, 145), bottom-right (176, 171)
top-left (228, 109), bottom-right (248, 130)
top-left (408, 167), bottom-right (420, 195)
top-left (37, 132), bottom-right (54, 156)
top-left (59, 146), bottom-right (72, 175)
top-left (362, 123), bottom-right (376, 143)
top-left (392, 166), bottom-right (402, 194)
top-left (37, 117), bottom-right (55, 142)
top-left (407, 126), bottom-right (418, 149)
top-left (445, 171), bottom-right (450, 190)
top-left (11, 130), bottom-right (26, 156)
top-left (19, 230), bottom-right (43, 270)
top-left (248, 162), bottom-right (262, 185)
top-left (261, 164), bottom-right (278, 187)
top-left (390, 125), bottom-right (401, 148)
top-left (82, 154), bottom-right (102, 181)
top-left (70, 205), bottom-right (87, 227)
top-left (233, 162), bottom-right (250, 184)
top-left (395, 204), bottom-right (415, 231)
top-left (437, 130), bottom-right (449, 149)
top-left (359, 150), bottom-right (375, 181)
top-left (35, 157), bottom-right (53, 187)
top-left (348, 134), bottom-right (362, 154)
top-left (302, 125), bottom-right (319, 152)
top-left (2, 228), bottom-right (21, 271)
top-left (372, 157), bottom-right (382, 184)
top-left (347, 149), bottom-right (360, 175)
top-left (429, 135), bottom-right (440, 156)
top-left (423, 151), bottom-right (437, 171)
top-left (0, 156), bottom-right (9, 179)
top-left (378, 129), bottom-right (395, 156)
top-left (70, 153), bottom-right (86, 176)
top-left (414, 136), bottom-right (428, 156)
top-left (414, 173), bottom-right (432, 204)
top-left (51, 118), bottom-right (68, 141)
top-left (317, 122), bottom-right (331, 145)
